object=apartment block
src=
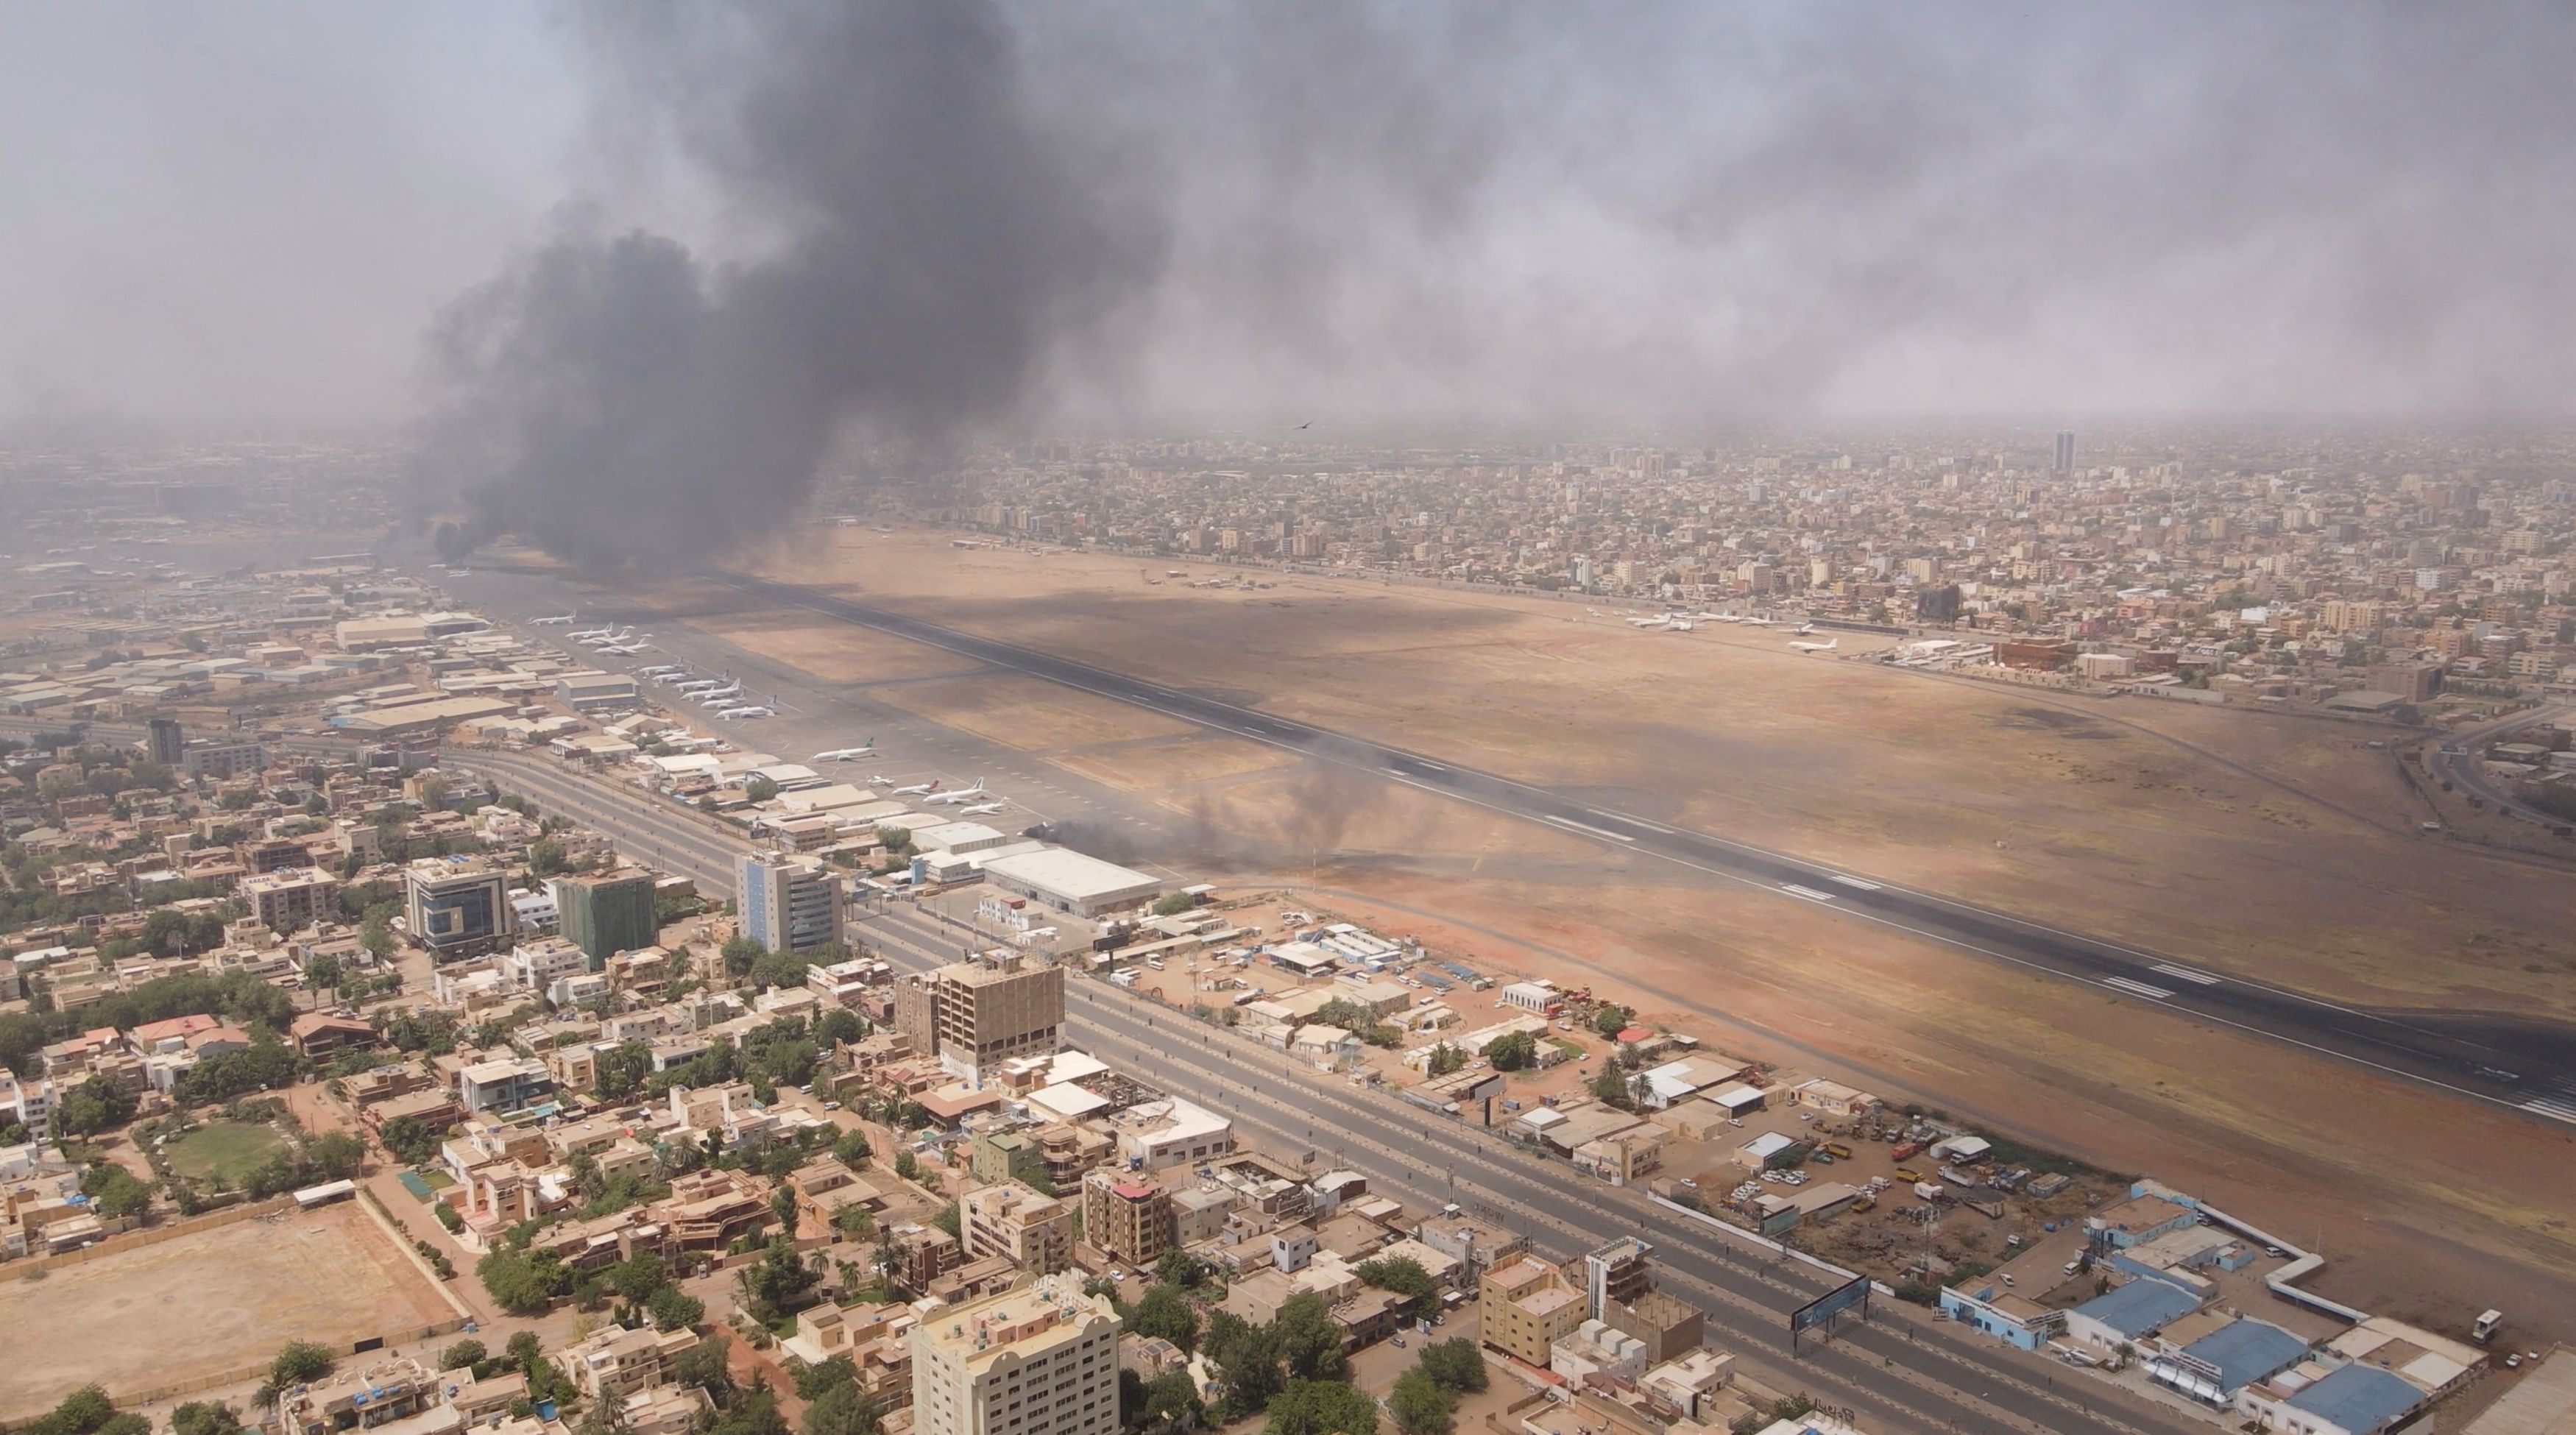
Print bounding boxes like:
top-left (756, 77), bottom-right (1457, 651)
top-left (1079, 1169), bottom-right (1172, 1269)
top-left (911, 1278), bottom-right (1120, 1435)
top-left (1481, 1254), bottom-right (1588, 1368)
top-left (960, 1180), bottom-right (1075, 1275)
top-left (239, 866), bottom-right (339, 935)
top-left (739, 851), bottom-right (845, 955)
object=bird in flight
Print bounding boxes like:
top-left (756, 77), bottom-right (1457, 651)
top-left (1295, 420), bottom-right (1312, 429)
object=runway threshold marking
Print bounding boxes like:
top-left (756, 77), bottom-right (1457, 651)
top-left (1541, 815), bottom-right (1635, 843)
top-left (2150, 963), bottom-right (2223, 986)
top-left (2522, 1096), bottom-right (2576, 1125)
top-left (2101, 976), bottom-right (2176, 1001)
top-left (1779, 884), bottom-right (1838, 902)
top-left (1827, 874), bottom-right (1882, 891)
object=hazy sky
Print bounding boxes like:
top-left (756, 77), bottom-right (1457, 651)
top-left (4, 0), bottom-right (2573, 440)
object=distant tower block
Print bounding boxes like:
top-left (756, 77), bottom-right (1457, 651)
top-left (2053, 431), bottom-right (2076, 472)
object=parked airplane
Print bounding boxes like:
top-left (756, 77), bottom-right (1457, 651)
top-left (674, 678), bottom-right (723, 693)
top-left (1741, 616), bottom-right (1775, 627)
top-left (534, 612), bottom-right (576, 625)
top-left (921, 779), bottom-right (987, 806)
top-left (695, 684), bottom-right (745, 704)
top-left (1788, 637), bottom-right (1839, 653)
top-left (891, 779), bottom-right (942, 797)
top-left (567, 626), bottom-right (612, 640)
top-left (1625, 614), bottom-right (1671, 628)
top-left (957, 801), bottom-right (1005, 816)
top-left (1666, 619), bottom-right (1695, 632)
top-left (598, 642), bottom-right (653, 655)
top-left (651, 670), bottom-right (697, 684)
top-left (718, 705), bottom-right (775, 719)
top-left (813, 742), bottom-right (879, 762)
top-left (1792, 622), bottom-right (1815, 636)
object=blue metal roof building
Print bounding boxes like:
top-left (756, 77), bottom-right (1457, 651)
top-left (2285, 1364), bottom-right (2424, 1434)
top-left (2148, 1318), bottom-right (2311, 1404)
top-left (2066, 1276), bottom-right (2201, 1341)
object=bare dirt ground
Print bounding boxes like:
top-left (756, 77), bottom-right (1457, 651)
top-left (727, 531), bottom-right (2575, 1016)
top-left (584, 529), bottom-right (2576, 1333)
top-left (0, 1202), bottom-right (454, 1417)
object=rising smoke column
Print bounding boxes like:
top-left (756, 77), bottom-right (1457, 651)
top-left (419, 0), bottom-right (1158, 564)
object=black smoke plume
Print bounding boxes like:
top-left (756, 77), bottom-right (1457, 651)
top-left (419, 0), bottom-right (1156, 564)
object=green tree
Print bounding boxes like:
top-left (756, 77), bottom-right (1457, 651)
top-left (61, 1074), bottom-right (136, 1135)
top-left (477, 1246), bottom-right (574, 1315)
top-left (793, 1355), bottom-right (857, 1400)
top-left (1353, 1255), bottom-right (1437, 1317)
top-left (1425, 1043), bottom-right (1466, 1078)
top-left (168, 1403), bottom-right (244, 1435)
top-left (802, 1383), bottom-right (877, 1435)
top-left (1484, 1030), bottom-right (1538, 1071)
top-left (1155, 1248), bottom-right (1207, 1289)
top-left (80, 1164), bottom-right (155, 1219)
top-left (744, 776), bottom-right (782, 804)
top-left (1130, 1284), bottom-right (1200, 1353)
top-left (528, 840), bottom-right (570, 877)
top-left (271, 1340), bottom-right (336, 1387)
top-left (439, 1340), bottom-right (488, 1371)
top-left (1588, 1066), bottom-right (1635, 1109)
top-left (1264, 1381), bottom-right (1378, 1435)
top-left (311, 1130), bottom-right (366, 1180)
top-left (35, 1386), bottom-right (116, 1435)
top-left (303, 953), bottom-right (342, 993)
top-left (1387, 1370), bottom-right (1454, 1435)
top-left (1273, 1293), bottom-right (1347, 1382)
top-left (379, 1115), bottom-right (445, 1166)
top-left (648, 1285), bottom-right (707, 1331)
top-left (1416, 1339), bottom-right (1487, 1395)
top-left (722, 937), bottom-right (767, 980)
top-left (1590, 1004), bottom-right (1635, 1038)
top-left (1151, 893), bottom-right (1197, 917)
top-left (358, 910), bottom-right (397, 963)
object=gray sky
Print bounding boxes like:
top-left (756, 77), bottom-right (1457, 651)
top-left (4, 0), bottom-right (2573, 440)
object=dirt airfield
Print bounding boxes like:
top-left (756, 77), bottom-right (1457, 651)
top-left (606, 527), bottom-right (2576, 1331)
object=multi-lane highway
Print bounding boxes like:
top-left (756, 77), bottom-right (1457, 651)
top-left (698, 569), bottom-right (2576, 1129)
top-left (450, 748), bottom-right (2216, 1435)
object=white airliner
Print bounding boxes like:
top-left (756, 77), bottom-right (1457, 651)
top-left (1666, 619), bottom-right (1695, 632)
top-left (695, 684), bottom-right (745, 705)
top-left (1792, 622), bottom-right (1815, 636)
top-left (890, 779), bottom-right (942, 798)
top-left (579, 628), bottom-right (634, 646)
top-left (1625, 614), bottom-right (1671, 628)
top-left (1788, 637), bottom-right (1839, 653)
top-left (957, 801), bottom-right (1005, 816)
top-left (567, 626), bottom-right (612, 640)
top-left (921, 779), bottom-right (986, 806)
top-left (813, 742), bottom-right (878, 762)
top-left (636, 665), bottom-right (683, 677)
top-left (674, 678), bottom-right (723, 693)
top-left (534, 612), bottom-right (576, 625)
top-left (598, 642), bottom-right (653, 655)
top-left (651, 670), bottom-right (697, 684)
top-left (718, 705), bottom-right (774, 719)
top-left (1741, 616), bottom-right (1775, 627)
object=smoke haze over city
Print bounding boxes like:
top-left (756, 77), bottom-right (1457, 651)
top-left (4, 0), bottom-right (2573, 453)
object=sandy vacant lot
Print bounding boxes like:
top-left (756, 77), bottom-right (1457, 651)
top-left (0, 1204), bottom-right (452, 1417)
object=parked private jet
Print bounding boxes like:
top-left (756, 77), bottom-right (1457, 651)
top-left (1788, 637), bottom-right (1839, 653)
top-left (921, 779), bottom-right (987, 806)
top-left (813, 742), bottom-right (879, 762)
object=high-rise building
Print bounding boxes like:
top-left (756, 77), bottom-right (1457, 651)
top-left (1078, 1169), bottom-right (1172, 1268)
top-left (892, 952), bottom-right (1064, 1084)
top-left (554, 868), bottom-right (659, 966)
top-left (144, 718), bottom-right (185, 768)
top-left (405, 858), bottom-right (511, 960)
top-left (737, 851), bottom-right (844, 955)
top-left (2053, 431), bottom-right (2076, 472)
top-left (910, 1278), bottom-right (1119, 1435)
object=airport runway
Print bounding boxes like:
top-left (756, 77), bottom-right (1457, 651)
top-left (706, 568), bottom-right (2576, 1129)
top-left (450, 748), bottom-right (2213, 1435)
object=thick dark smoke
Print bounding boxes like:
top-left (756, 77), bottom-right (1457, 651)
top-left (418, 0), bottom-right (1154, 563)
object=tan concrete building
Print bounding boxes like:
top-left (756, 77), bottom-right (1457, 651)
top-left (961, 1180), bottom-right (1075, 1275)
top-left (240, 866), bottom-right (339, 934)
top-left (1481, 1254), bottom-right (1588, 1369)
top-left (911, 1277), bottom-right (1120, 1435)
top-left (895, 952), bottom-right (1064, 1084)
top-left (1079, 1169), bottom-right (1172, 1268)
